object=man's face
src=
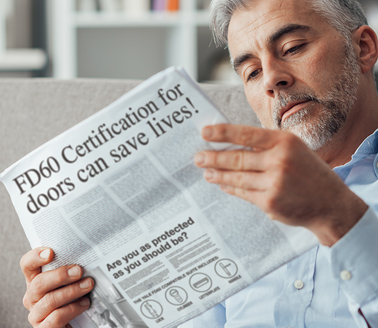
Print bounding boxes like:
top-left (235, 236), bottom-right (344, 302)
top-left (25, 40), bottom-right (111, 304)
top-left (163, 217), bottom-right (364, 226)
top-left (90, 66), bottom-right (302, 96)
top-left (228, 0), bottom-right (361, 150)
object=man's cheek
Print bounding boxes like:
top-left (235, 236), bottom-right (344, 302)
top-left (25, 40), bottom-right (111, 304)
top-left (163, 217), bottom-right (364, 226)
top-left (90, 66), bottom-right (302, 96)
top-left (254, 109), bottom-right (274, 129)
top-left (247, 98), bottom-right (268, 125)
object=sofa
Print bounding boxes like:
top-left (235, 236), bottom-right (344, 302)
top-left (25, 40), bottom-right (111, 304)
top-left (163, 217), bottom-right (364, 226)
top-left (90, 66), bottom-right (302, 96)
top-left (0, 78), bottom-right (260, 327)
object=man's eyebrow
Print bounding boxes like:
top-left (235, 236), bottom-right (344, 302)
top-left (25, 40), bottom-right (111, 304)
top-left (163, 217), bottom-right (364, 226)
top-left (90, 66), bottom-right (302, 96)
top-left (232, 53), bottom-right (255, 73)
top-left (232, 24), bottom-right (311, 73)
top-left (269, 24), bottom-right (311, 45)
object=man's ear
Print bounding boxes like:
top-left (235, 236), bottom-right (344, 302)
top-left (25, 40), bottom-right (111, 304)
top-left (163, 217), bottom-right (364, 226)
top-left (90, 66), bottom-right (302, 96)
top-left (352, 25), bottom-right (378, 74)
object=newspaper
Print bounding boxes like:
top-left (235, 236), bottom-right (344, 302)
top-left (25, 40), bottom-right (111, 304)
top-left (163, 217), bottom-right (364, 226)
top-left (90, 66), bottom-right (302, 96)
top-left (0, 67), bottom-right (318, 328)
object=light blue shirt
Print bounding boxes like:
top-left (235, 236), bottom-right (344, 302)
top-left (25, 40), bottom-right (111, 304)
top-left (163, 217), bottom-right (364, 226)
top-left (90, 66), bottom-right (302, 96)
top-left (180, 129), bottom-right (378, 328)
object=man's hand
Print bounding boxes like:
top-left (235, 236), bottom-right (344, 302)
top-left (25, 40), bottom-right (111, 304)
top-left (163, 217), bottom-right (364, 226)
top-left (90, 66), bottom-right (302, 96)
top-left (194, 124), bottom-right (368, 246)
top-left (20, 247), bottom-right (94, 328)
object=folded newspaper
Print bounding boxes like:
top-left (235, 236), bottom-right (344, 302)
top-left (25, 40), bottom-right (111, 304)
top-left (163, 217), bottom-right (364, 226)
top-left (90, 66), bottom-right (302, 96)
top-left (0, 67), bottom-right (318, 328)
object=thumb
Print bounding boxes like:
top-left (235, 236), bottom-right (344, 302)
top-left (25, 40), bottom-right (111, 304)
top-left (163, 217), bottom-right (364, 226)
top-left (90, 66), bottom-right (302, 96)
top-left (20, 247), bottom-right (54, 284)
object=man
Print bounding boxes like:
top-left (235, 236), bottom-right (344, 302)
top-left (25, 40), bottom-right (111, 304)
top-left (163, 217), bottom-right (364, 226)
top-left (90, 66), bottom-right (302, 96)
top-left (181, 0), bottom-right (378, 326)
top-left (20, 0), bottom-right (378, 327)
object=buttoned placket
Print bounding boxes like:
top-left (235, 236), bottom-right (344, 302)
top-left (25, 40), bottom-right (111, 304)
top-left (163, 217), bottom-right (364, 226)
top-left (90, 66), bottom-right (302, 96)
top-left (274, 247), bottom-right (318, 328)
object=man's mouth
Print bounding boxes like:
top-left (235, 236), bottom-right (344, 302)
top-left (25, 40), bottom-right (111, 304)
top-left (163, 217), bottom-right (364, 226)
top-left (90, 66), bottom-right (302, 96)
top-left (280, 100), bottom-right (312, 122)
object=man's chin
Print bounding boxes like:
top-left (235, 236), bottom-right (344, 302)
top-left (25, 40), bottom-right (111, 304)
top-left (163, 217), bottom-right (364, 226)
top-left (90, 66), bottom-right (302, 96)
top-left (283, 121), bottom-right (331, 151)
top-left (267, 121), bottom-right (330, 150)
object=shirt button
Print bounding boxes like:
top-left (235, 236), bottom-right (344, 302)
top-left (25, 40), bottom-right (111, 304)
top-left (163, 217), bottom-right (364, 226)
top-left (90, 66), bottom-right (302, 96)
top-left (340, 270), bottom-right (352, 281)
top-left (294, 280), bottom-right (304, 290)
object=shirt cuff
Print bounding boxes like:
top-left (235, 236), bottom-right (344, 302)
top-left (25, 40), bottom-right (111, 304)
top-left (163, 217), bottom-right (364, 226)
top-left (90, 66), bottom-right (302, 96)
top-left (326, 207), bottom-right (378, 305)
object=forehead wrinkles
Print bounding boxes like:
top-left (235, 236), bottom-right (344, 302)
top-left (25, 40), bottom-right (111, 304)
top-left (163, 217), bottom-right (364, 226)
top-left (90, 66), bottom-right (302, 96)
top-left (229, 2), bottom-right (315, 50)
top-left (230, 8), bottom-right (286, 42)
top-left (240, 8), bottom-right (287, 34)
top-left (229, 14), bottom-right (285, 58)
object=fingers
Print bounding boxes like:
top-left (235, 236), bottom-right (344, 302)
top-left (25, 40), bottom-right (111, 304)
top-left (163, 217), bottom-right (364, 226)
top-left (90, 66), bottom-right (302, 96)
top-left (220, 185), bottom-right (269, 211)
top-left (21, 247), bottom-right (94, 327)
top-left (20, 247), bottom-right (54, 284)
top-left (203, 169), bottom-right (269, 191)
top-left (28, 277), bottom-right (93, 326)
top-left (195, 149), bottom-right (267, 171)
top-left (30, 297), bottom-right (91, 328)
top-left (27, 265), bottom-right (86, 304)
top-left (201, 124), bottom-right (283, 149)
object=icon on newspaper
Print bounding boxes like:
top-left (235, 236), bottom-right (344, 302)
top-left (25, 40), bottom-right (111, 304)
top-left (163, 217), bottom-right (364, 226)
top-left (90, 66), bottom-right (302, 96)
top-left (215, 259), bottom-right (238, 279)
top-left (140, 300), bottom-right (163, 319)
top-left (189, 273), bottom-right (212, 293)
top-left (165, 286), bottom-right (188, 306)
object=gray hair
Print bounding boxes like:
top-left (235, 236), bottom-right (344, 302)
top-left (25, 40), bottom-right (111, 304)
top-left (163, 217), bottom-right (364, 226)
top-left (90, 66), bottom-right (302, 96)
top-left (209, 0), bottom-right (368, 46)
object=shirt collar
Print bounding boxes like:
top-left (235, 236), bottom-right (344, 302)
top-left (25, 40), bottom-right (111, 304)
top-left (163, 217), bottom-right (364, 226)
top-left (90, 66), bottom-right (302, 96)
top-left (333, 129), bottom-right (378, 178)
top-left (352, 128), bottom-right (378, 156)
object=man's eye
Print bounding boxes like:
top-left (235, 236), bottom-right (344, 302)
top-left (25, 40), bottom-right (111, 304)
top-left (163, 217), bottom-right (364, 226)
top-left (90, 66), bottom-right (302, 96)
top-left (247, 68), bottom-right (262, 81)
top-left (284, 44), bottom-right (303, 56)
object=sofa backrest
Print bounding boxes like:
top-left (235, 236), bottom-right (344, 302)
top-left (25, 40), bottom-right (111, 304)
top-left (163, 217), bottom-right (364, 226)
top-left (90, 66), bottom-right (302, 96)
top-left (0, 79), bottom-right (260, 327)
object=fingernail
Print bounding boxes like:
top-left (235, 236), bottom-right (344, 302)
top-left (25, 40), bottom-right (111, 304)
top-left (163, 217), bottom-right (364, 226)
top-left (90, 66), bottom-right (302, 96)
top-left (220, 184), bottom-right (231, 192)
top-left (39, 249), bottom-right (51, 259)
top-left (80, 297), bottom-right (90, 307)
top-left (194, 153), bottom-right (205, 165)
top-left (68, 266), bottom-right (81, 277)
top-left (80, 278), bottom-right (92, 289)
top-left (204, 169), bottom-right (214, 181)
top-left (202, 127), bottom-right (213, 138)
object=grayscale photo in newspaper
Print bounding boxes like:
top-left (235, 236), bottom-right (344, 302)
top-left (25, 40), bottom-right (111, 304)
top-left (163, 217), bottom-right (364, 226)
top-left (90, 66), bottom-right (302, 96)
top-left (0, 67), bottom-right (318, 328)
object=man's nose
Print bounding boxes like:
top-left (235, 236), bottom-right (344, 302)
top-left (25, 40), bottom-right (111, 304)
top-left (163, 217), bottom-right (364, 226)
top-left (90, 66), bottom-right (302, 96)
top-left (263, 59), bottom-right (294, 98)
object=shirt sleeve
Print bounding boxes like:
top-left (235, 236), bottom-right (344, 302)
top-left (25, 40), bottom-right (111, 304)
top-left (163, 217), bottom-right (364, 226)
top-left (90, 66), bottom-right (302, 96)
top-left (178, 303), bottom-right (226, 328)
top-left (326, 207), bottom-right (378, 327)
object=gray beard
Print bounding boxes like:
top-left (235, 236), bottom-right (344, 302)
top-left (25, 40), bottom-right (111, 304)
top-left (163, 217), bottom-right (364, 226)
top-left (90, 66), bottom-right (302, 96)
top-left (271, 39), bottom-right (360, 150)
